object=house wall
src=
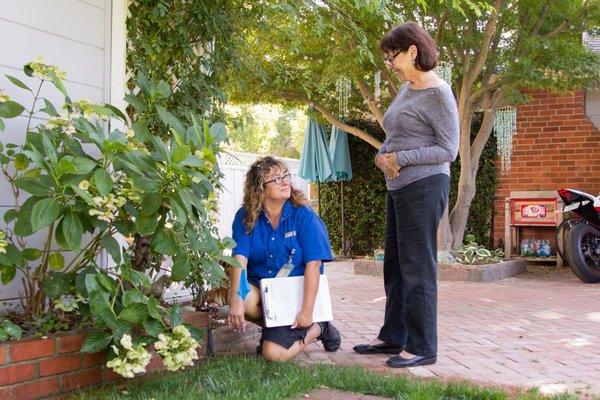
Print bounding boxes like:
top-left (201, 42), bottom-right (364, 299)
top-left (0, 0), bottom-right (114, 303)
top-left (493, 89), bottom-right (600, 248)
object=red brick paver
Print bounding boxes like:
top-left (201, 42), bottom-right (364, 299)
top-left (295, 262), bottom-right (600, 397)
top-left (214, 262), bottom-right (600, 397)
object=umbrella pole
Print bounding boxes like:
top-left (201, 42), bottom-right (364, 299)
top-left (317, 181), bottom-right (322, 218)
top-left (341, 181), bottom-right (345, 256)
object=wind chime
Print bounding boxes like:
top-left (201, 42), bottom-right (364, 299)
top-left (494, 106), bottom-right (517, 173)
top-left (374, 70), bottom-right (381, 102)
top-left (434, 61), bottom-right (452, 84)
top-left (336, 75), bottom-right (351, 118)
top-left (335, 75), bottom-right (352, 255)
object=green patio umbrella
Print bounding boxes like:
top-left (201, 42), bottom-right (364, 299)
top-left (329, 126), bottom-right (353, 256)
top-left (299, 118), bottom-right (334, 216)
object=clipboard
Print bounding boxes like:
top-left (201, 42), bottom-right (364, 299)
top-left (260, 275), bottom-right (333, 328)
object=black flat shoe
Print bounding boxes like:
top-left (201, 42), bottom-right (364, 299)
top-left (386, 354), bottom-right (437, 368)
top-left (353, 342), bottom-right (405, 355)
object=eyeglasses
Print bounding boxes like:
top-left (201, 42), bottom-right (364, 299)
top-left (383, 49), bottom-right (404, 64)
top-left (264, 173), bottom-right (291, 186)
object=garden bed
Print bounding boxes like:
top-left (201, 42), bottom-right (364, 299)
top-left (0, 311), bottom-right (208, 400)
top-left (353, 258), bottom-right (527, 282)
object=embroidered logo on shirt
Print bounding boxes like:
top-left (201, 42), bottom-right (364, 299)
top-left (284, 230), bottom-right (296, 238)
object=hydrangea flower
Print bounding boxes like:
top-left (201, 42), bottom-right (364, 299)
top-left (106, 334), bottom-right (151, 378)
top-left (0, 230), bottom-right (7, 254)
top-left (54, 294), bottom-right (84, 312)
top-left (154, 325), bottom-right (199, 371)
top-left (0, 90), bottom-right (9, 103)
top-left (27, 56), bottom-right (67, 80)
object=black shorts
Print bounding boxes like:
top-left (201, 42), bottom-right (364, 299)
top-left (248, 281), bottom-right (309, 349)
top-left (260, 325), bottom-right (310, 349)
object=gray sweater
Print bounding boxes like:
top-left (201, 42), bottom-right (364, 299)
top-left (378, 81), bottom-right (459, 191)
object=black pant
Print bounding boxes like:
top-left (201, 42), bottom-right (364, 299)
top-left (377, 174), bottom-right (449, 357)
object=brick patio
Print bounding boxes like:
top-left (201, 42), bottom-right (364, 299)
top-left (213, 261), bottom-right (600, 398)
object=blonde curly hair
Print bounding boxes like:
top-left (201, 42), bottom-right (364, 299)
top-left (242, 156), bottom-right (308, 233)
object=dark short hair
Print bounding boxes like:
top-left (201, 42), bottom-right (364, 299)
top-left (380, 22), bottom-right (437, 72)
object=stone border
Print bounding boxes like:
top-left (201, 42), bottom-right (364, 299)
top-left (354, 259), bottom-right (527, 282)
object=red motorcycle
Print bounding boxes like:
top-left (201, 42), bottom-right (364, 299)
top-left (557, 188), bottom-right (600, 283)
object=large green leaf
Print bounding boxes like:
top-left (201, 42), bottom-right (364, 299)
top-left (122, 290), bottom-right (146, 307)
top-left (21, 248), bottom-right (42, 261)
top-left (0, 100), bottom-right (25, 118)
top-left (101, 234), bottom-right (121, 264)
top-left (6, 75), bottom-right (31, 92)
top-left (41, 133), bottom-right (57, 166)
top-left (156, 105), bottom-right (185, 136)
top-left (89, 290), bottom-right (118, 329)
top-left (172, 144), bottom-right (191, 164)
top-left (70, 184), bottom-right (95, 206)
top-left (93, 169), bottom-right (113, 196)
top-left (30, 197), bottom-right (61, 231)
top-left (62, 211), bottom-right (83, 250)
top-left (143, 318), bottom-right (164, 337)
top-left (141, 193), bottom-right (162, 216)
top-left (42, 272), bottom-right (72, 299)
top-left (170, 258), bottom-right (190, 282)
top-left (151, 229), bottom-right (176, 256)
top-left (14, 196), bottom-right (39, 236)
top-left (209, 122), bottom-right (228, 144)
top-left (119, 303), bottom-right (148, 324)
top-left (133, 177), bottom-right (158, 193)
top-left (0, 265), bottom-right (16, 284)
top-left (168, 195), bottom-right (187, 226)
top-left (15, 176), bottom-right (54, 196)
top-left (147, 297), bottom-right (163, 320)
top-left (97, 272), bottom-right (117, 294)
top-left (48, 252), bottom-right (65, 271)
top-left (71, 157), bottom-right (97, 175)
top-left (135, 214), bottom-right (158, 235)
top-left (81, 331), bottom-right (113, 353)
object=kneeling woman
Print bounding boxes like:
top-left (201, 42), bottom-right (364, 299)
top-left (227, 156), bottom-right (341, 361)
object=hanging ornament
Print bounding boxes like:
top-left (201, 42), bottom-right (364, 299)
top-left (374, 70), bottom-right (381, 102)
top-left (493, 106), bottom-right (517, 173)
top-left (336, 75), bottom-right (351, 117)
top-left (434, 61), bottom-right (452, 84)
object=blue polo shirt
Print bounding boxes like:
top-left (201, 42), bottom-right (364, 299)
top-left (232, 200), bottom-right (333, 283)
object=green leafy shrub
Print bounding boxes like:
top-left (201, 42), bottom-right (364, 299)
top-left (0, 60), bottom-right (236, 377)
top-left (454, 234), bottom-right (504, 265)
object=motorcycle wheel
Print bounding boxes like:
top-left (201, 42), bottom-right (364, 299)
top-left (565, 222), bottom-right (600, 283)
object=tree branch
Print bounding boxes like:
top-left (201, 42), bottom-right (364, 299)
top-left (355, 77), bottom-right (385, 128)
top-left (466, 0), bottom-right (505, 89)
top-left (277, 91), bottom-right (383, 149)
top-left (435, 8), bottom-right (451, 43)
top-left (470, 89), bottom-right (504, 172)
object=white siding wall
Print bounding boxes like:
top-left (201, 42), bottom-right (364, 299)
top-left (0, 0), bottom-right (113, 302)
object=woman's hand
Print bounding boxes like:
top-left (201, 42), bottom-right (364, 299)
top-left (291, 309), bottom-right (313, 329)
top-left (376, 153), bottom-right (401, 180)
top-left (227, 296), bottom-right (247, 333)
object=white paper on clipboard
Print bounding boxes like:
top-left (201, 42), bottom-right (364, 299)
top-left (260, 275), bottom-right (333, 328)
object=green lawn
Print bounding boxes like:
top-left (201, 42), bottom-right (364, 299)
top-left (79, 356), bottom-right (578, 400)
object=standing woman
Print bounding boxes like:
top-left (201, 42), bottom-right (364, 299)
top-left (353, 22), bottom-right (459, 368)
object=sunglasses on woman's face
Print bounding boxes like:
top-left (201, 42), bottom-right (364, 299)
top-left (265, 173), bottom-right (291, 186)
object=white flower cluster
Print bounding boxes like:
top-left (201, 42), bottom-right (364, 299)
top-left (54, 294), bottom-right (85, 312)
top-left (106, 334), bottom-right (151, 378)
top-left (153, 325), bottom-right (199, 371)
top-left (45, 116), bottom-right (75, 136)
top-left (0, 89), bottom-right (9, 103)
top-left (0, 230), bottom-right (7, 254)
top-left (73, 99), bottom-right (106, 119)
top-left (28, 56), bottom-right (66, 80)
top-left (88, 193), bottom-right (126, 223)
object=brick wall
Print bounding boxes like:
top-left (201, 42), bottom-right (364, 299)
top-left (493, 89), bottom-right (600, 247)
top-left (0, 311), bottom-right (208, 400)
